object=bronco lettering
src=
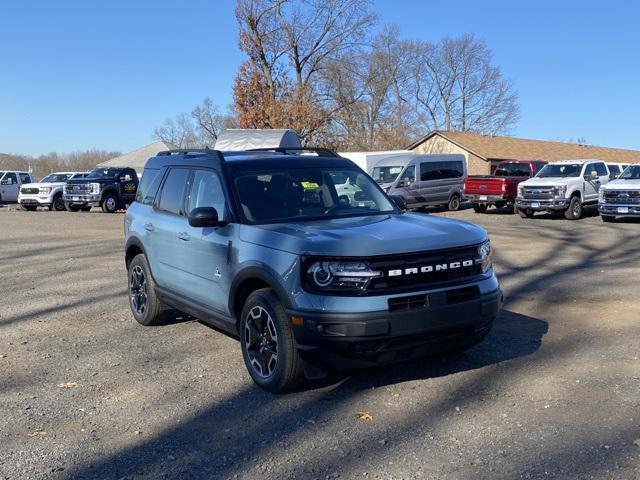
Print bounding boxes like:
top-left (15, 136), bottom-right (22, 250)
top-left (388, 259), bottom-right (474, 277)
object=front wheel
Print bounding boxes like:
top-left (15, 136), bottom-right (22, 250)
top-left (101, 194), bottom-right (119, 213)
top-left (564, 196), bottom-right (582, 220)
top-left (52, 193), bottom-right (65, 211)
top-left (240, 289), bottom-right (303, 393)
top-left (472, 203), bottom-right (488, 213)
top-left (447, 194), bottom-right (461, 211)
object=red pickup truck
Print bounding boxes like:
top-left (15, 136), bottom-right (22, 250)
top-left (464, 160), bottom-right (547, 213)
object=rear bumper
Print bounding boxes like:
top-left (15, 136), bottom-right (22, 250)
top-left (465, 194), bottom-right (512, 203)
top-left (289, 288), bottom-right (503, 369)
top-left (516, 198), bottom-right (568, 211)
top-left (599, 203), bottom-right (640, 216)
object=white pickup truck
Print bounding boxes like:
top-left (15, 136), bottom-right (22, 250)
top-left (18, 172), bottom-right (89, 211)
top-left (598, 164), bottom-right (640, 222)
top-left (0, 171), bottom-right (35, 204)
top-left (516, 159), bottom-right (611, 220)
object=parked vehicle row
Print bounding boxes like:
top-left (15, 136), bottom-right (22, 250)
top-left (8, 166), bottom-right (140, 213)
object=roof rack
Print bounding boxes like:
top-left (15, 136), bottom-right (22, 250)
top-left (246, 147), bottom-right (341, 158)
top-left (157, 148), bottom-right (222, 157)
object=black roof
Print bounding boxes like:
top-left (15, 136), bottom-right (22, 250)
top-left (143, 149), bottom-right (358, 172)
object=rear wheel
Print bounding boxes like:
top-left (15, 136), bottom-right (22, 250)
top-left (240, 289), bottom-right (303, 393)
top-left (472, 203), bottom-right (488, 213)
top-left (601, 215), bottom-right (615, 223)
top-left (128, 254), bottom-right (164, 326)
top-left (447, 194), bottom-right (461, 211)
top-left (564, 196), bottom-right (582, 220)
top-left (101, 194), bottom-right (119, 213)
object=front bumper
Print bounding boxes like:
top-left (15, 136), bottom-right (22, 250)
top-left (18, 194), bottom-right (54, 206)
top-left (466, 194), bottom-right (511, 203)
top-left (516, 198), bottom-right (568, 211)
top-left (598, 203), bottom-right (640, 216)
top-left (63, 194), bottom-right (101, 206)
top-left (288, 287), bottom-right (503, 369)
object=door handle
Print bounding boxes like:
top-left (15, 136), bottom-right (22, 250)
top-left (144, 223), bottom-right (154, 232)
top-left (177, 232), bottom-right (191, 241)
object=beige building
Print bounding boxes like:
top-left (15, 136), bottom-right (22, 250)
top-left (408, 131), bottom-right (640, 175)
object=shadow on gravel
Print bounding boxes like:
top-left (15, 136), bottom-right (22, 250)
top-left (60, 309), bottom-right (548, 480)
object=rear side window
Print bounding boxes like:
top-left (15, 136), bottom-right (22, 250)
top-left (608, 165), bottom-right (620, 175)
top-left (595, 163), bottom-right (608, 176)
top-left (187, 169), bottom-right (226, 217)
top-left (420, 161), bottom-right (464, 181)
top-left (157, 168), bottom-right (190, 215)
top-left (136, 168), bottom-right (162, 205)
top-left (19, 173), bottom-right (32, 183)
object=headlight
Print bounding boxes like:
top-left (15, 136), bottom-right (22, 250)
top-left (91, 183), bottom-right (101, 194)
top-left (63, 184), bottom-right (68, 194)
top-left (39, 187), bottom-right (52, 194)
top-left (553, 185), bottom-right (567, 197)
top-left (517, 185), bottom-right (524, 197)
top-left (478, 240), bottom-right (492, 273)
top-left (306, 261), bottom-right (382, 292)
top-left (598, 189), bottom-right (605, 202)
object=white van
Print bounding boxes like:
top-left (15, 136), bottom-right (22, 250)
top-left (370, 154), bottom-right (467, 210)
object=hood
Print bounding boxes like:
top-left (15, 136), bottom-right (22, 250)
top-left (240, 213), bottom-right (487, 256)
top-left (521, 176), bottom-right (578, 186)
top-left (603, 178), bottom-right (640, 190)
top-left (21, 182), bottom-right (64, 188)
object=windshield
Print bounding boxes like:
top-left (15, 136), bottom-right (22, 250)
top-left (233, 167), bottom-right (395, 224)
top-left (619, 165), bottom-right (640, 179)
top-left (41, 173), bottom-right (71, 183)
top-left (495, 163), bottom-right (531, 177)
top-left (371, 166), bottom-right (403, 184)
top-left (536, 164), bottom-right (581, 178)
top-left (87, 167), bottom-right (119, 178)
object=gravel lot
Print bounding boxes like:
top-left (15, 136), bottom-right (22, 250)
top-left (1, 204), bottom-right (639, 480)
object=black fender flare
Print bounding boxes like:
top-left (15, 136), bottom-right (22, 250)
top-left (228, 265), bottom-right (293, 318)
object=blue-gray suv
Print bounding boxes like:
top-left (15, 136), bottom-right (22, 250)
top-left (124, 148), bottom-right (502, 392)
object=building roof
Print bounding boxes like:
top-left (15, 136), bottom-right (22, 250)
top-left (98, 140), bottom-right (179, 172)
top-left (407, 131), bottom-right (640, 164)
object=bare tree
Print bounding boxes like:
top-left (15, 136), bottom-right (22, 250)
top-left (0, 150), bottom-right (121, 179)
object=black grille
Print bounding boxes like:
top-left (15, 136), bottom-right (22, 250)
top-left (21, 187), bottom-right (39, 194)
top-left (522, 186), bottom-right (554, 199)
top-left (367, 245), bottom-right (483, 294)
top-left (603, 190), bottom-right (640, 204)
top-left (69, 184), bottom-right (91, 193)
top-left (388, 294), bottom-right (427, 312)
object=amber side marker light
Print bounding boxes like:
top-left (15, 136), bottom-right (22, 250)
top-left (290, 316), bottom-right (304, 326)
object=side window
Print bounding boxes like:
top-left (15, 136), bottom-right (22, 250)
top-left (595, 162), bottom-right (608, 176)
top-left (3, 172), bottom-right (17, 184)
top-left (583, 163), bottom-right (595, 176)
top-left (19, 173), bottom-right (31, 184)
top-left (157, 168), bottom-right (190, 215)
top-left (124, 169), bottom-right (138, 181)
top-left (441, 161), bottom-right (464, 178)
top-left (420, 163), bottom-right (437, 181)
top-left (187, 169), bottom-right (226, 217)
top-left (400, 165), bottom-right (415, 184)
top-left (136, 168), bottom-right (162, 205)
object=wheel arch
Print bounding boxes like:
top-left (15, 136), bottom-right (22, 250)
top-left (125, 237), bottom-right (146, 270)
top-left (229, 267), bottom-right (292, 321)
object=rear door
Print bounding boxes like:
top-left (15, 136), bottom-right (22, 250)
top-left (150, 167), bottom-right (192, 295)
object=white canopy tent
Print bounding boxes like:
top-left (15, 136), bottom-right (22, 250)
top-left (214, 129), bottom-right (301, 151)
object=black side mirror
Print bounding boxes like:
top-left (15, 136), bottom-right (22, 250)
top-left (188, 207), bottom-right (225, 227)
top-left (389, 195), bottom-right (407, 211)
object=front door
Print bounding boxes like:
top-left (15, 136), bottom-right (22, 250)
top-left (181, 169), bottom-right (232, 314)
top-left (582, 164), bottom-right (600, 202)
top-left (0, 172), bottom-right (19, 202)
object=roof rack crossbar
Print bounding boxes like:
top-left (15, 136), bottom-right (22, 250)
top-left (246, 147), bottom-right (341, 158)
top-left (156, 149), bottom-right (225, 161)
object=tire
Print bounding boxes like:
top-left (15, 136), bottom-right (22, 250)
top-left (447, 194), bottom-right (461, 211)
top-left (101, 194), bottom-right (119, 213)
top-left (22, 205), bottom-right (37, 211)
top-left (601, 215), bottom-right (615, 223)
top-left (472, 203), bottom-right (488, 213)
top-left (518, 208), bottom-right (534, 219)
top-left (127, 254), bottom-right (164, 326)
top-left (240, 288), bottom-right (303, 393)
top-left (52, 193), bottom-right (65, 211)
top-left (564, 196), bottom-right (582, 220)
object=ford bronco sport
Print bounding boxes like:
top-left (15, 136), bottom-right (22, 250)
top-left (124, 148), bottom-right (502, 392)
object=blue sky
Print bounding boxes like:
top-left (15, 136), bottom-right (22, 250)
top-left (1, 0), bottom-right (639, 156)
